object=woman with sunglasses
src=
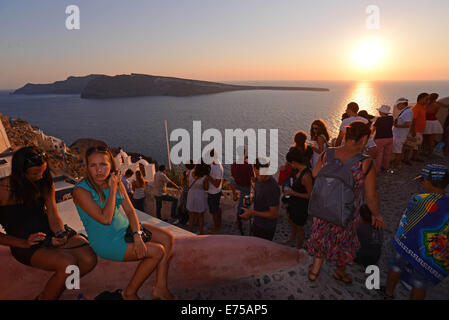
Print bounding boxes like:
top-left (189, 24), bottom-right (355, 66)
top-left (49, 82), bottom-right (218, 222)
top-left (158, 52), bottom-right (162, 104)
top-left (0, 146), bottom-right (97, 300)
top-left (309, 120), bottom-right (330, 170)
top-left (72, 145), bottom-right (175, 300)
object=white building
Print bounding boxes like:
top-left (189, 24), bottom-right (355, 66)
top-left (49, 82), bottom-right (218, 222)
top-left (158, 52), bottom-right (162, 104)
top-left (34, 129), bottom-right (68, 154)
top-left (114, 149), bottom-right (156, 182)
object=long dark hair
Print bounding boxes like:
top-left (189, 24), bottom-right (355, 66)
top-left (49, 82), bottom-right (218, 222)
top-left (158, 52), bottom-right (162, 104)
top-left (135, 170), bottom-right (145, 187)
top-left (310, 119), bottom-right (330, 142)
top-left (9, 146), bottom-right (53, 207)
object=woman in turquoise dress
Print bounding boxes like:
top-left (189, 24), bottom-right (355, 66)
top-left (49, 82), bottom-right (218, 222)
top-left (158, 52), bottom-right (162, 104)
top-left (73, 145), bottom-right (175, 300)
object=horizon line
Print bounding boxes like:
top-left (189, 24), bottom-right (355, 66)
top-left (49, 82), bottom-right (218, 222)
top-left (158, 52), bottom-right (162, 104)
top-left (2, 78), bottom-right (449, 91)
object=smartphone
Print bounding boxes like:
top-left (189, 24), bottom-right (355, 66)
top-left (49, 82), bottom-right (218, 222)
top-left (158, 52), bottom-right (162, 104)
top-left (108, 169), bottom-right (118, 179)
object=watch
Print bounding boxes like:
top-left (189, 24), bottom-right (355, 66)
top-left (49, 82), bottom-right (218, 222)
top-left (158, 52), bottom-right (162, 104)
top-left (133, 230), bottom-right (143, 236)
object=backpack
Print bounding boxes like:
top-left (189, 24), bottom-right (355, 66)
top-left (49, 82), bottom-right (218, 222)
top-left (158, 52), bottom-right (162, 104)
top-left (308, 148), bottom-right (366, 226)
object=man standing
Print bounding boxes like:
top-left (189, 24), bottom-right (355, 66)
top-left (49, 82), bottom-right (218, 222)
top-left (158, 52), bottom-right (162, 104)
top-left (240, 158), bottom-right (281, 241)
top-left (230, 148), bottom-right (255, 235)
top-left (207, 149), bottom-right (224, 234)
top-left (153, 165), bottom-right (181, 220)
top-left (392, 98), bottom-right (413, 169)
top-left (411, 93), bottom-right (430, 162)
top-left (121, 169), bottom-right (134, 200)
top-left (335, 102), bottom-right (369, 147)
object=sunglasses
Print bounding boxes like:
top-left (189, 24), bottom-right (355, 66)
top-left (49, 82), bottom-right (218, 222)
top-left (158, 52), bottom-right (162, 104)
top-left (24, 151), bottom-right (47, 170)
top-left (312, 127), bottom-right (319, 130)
top-left (86, 145), bottom-right (110, 155)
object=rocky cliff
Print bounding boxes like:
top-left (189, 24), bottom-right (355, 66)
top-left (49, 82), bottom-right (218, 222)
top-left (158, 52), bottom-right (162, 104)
top-left (0, 113), bottom-right (157, 179)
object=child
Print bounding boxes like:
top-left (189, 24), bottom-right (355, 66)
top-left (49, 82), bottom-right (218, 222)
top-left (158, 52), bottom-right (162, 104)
top-left (354, 204), bottom-right (383, 268)
top-left (383, 164), bottom-right (449, 300)
top-left (402, 133), bottom-right (422, 166)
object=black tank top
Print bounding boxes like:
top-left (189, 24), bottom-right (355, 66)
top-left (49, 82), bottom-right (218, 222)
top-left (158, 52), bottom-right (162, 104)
top-left (0, 198), bottom-right (52, 240)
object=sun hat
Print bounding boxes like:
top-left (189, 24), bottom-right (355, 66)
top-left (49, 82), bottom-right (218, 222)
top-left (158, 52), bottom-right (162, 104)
top-left (394, 97), bottom-right (409, 107)
top-left (377, 105), bottom-right (391, 114)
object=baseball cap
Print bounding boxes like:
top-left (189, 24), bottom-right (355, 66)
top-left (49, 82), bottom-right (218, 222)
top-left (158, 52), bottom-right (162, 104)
top-left (414, 164), bottom-right (449, 181)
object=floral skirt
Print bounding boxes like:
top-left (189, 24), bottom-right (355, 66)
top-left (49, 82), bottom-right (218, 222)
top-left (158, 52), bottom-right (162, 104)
top-left (305, 215), bottom-right (360, 267)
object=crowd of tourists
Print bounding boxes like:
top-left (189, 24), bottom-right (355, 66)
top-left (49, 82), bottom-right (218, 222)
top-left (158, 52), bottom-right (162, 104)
top-left (0, 93), bottom-right (448, 300)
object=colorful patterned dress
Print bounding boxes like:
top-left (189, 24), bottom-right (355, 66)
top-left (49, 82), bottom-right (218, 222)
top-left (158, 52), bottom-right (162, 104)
top-left (305, 152), bottom-right (366, 267)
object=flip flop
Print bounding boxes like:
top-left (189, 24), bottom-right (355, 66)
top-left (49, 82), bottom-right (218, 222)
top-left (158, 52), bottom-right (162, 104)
top-left (333, 271), bottom-right (352, 284)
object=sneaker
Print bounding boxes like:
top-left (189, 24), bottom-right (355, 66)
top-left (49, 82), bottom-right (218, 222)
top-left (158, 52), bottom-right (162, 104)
top-left (172, 219), bottom-right (180, 225)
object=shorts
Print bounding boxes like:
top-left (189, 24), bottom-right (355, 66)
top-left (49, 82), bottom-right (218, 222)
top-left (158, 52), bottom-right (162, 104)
top-left (207, 191), bottom-right (222, 214)
top-left (392, 137), bottom-right (406, 154)
top-left (389, 251), bottom-right (433, 290)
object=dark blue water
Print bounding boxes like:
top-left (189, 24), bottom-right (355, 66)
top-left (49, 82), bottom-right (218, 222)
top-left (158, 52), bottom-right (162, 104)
top-left (1, 81), bottom-right (448, 171)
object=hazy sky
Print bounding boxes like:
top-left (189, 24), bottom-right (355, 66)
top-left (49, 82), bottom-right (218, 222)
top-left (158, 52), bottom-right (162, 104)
top-left (1, 0), bottom-right (449, 89)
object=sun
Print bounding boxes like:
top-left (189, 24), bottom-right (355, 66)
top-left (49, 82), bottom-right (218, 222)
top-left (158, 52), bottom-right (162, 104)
top-left (352, 39), bottom-right (386, 70)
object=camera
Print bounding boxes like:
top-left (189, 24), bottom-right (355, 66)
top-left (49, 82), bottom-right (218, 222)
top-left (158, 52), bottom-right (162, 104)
top-left (243, 195), bottom-right (251, 209)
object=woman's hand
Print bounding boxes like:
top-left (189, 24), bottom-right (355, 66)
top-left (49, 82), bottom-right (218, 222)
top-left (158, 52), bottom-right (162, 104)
top-left (133, 237), bottom-right (148, 259)
top-left (26, 232), bottom-right (46, 247)
top-left (51, 235), bottom-right (68, 247)
top-left (284, 189), bottom-right (294, 196)
top-left (371, 215), bottom-right (386, 230)
top-left (108, 171), bottom-right (120, 189)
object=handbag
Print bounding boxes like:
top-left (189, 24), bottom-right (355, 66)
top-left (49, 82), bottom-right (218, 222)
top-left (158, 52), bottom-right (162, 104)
top-left (124, 224), bottom-right (152, 243)
top-left (37, 224), bottom-right (78, 248)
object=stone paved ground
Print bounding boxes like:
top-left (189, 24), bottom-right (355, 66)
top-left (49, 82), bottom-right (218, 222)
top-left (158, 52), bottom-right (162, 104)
top-left (166, 150), bottom-right (449, 300)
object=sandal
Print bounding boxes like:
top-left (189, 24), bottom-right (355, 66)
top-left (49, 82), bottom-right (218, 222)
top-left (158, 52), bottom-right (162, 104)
top-left (333, 271), bottom-right (352, 284)
top-left (308, 264), bottom-right (320, 282)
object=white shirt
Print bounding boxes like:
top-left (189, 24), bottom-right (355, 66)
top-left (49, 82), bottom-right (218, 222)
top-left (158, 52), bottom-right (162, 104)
top-left (340, 116), bottom-right (369, 132)
top-left (208, 160), bottom-right (224, 194)
top-left (392, 107), bottom-right (413, 139)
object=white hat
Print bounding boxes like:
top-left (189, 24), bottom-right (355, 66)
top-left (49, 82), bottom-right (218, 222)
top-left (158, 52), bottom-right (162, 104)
top-left (377, 105), bottom-right (391, 114)
top-left (394, 97), bottom-right (408, 106)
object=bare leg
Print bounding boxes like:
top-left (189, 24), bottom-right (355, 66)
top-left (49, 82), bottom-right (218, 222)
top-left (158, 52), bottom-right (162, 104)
top-left (59, 235), bottom-right (97, 276)
top-left (284, 217), bottom-right (297, 243)
top-left (428, 134), bottom-right (435, 156)
top-left (188, 212), bottom-right (195, 232)
top-left (142, 224), bottom-right (175, 300)
top-left (30, 249), bottom-right (79, 300)
top-left (410, 287), bottom-right (426, 300)
top-left (296, 226), bottom-right (305, 249)
top-left (308, 256), bottom-right (324, 281)
top-left (122, 242), bottom-right (165, 300)
top-left (199, 212), bottom-right (204, 234)
top-left (385, 269), bottom-right (401, 297)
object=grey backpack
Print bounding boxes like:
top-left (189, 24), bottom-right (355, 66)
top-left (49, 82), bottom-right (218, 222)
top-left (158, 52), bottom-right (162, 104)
top-left (308, 148), bottom-right (366, 226)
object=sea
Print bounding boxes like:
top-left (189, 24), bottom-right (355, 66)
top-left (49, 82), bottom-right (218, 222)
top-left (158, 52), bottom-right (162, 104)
top-left (1, 80), bottom-right (448, 177)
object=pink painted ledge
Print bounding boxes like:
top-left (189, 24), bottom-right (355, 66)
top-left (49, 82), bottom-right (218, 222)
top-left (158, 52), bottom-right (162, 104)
top-left (0, 235), bottom-right (306, 300)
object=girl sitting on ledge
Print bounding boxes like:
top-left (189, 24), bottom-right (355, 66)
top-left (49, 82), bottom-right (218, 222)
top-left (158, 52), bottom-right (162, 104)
top-left (0, 146), bottom-right (97, 300)
top-left (72, 145), bottom-right (175, 300)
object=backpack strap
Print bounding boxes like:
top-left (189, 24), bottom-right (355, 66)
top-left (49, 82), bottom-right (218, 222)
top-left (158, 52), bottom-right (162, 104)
top-left (362, 158), bottom-right (374, 176)
top-left (324, 148), bottom-right (335, 163)
top-left (342, 152), bottom-right (365, 169)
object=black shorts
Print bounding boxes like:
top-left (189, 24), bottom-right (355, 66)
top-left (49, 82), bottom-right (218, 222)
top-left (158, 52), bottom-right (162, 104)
top-left (287, 207), bottom-right (308, 227)
top-left (10, 245), bottom-right (42, 266)
top-left (207, 192), bottom-right (222, 214)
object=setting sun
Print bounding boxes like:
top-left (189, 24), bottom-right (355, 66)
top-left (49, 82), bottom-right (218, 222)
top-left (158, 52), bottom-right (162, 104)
top-left (352, 39), bottom-right (386, 70)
